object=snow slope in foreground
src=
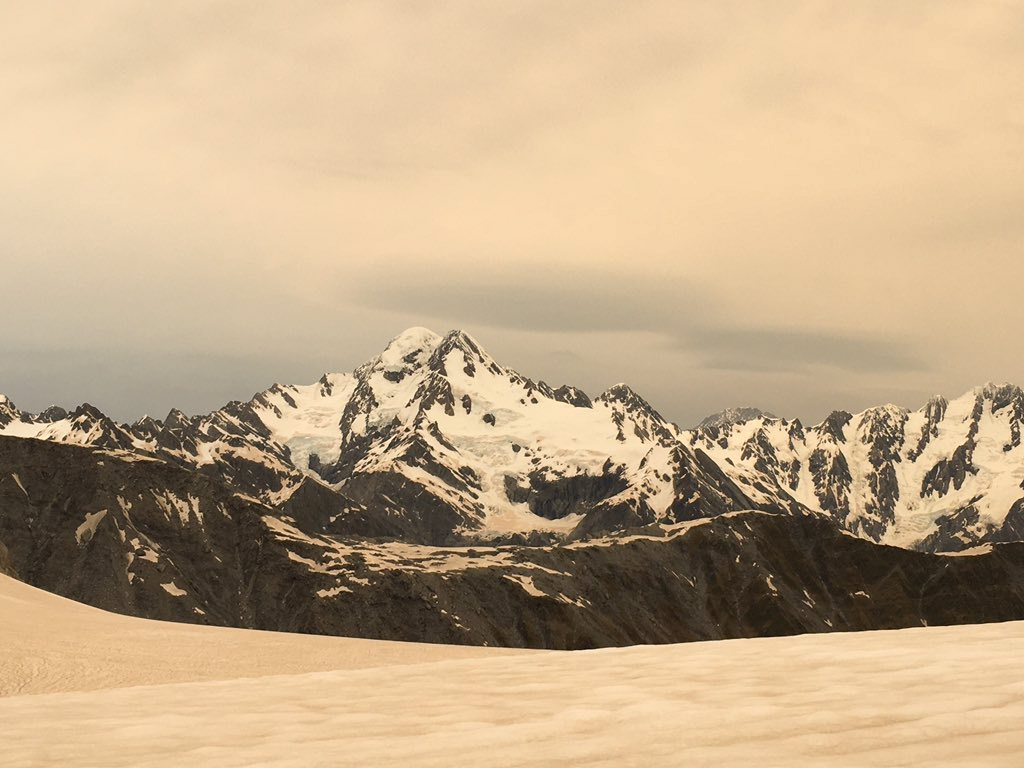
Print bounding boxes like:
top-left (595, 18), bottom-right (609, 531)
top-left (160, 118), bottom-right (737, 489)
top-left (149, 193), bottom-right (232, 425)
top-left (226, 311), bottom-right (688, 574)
top-left (0, 574), bottom-right (518, 696)
top-left (2, 576), bottom-right (1023, 768)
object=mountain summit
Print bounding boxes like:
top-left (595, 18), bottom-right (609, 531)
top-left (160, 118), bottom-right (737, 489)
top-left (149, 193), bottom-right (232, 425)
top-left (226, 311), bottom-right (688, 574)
top-left (697, 406), bottom-right (778, 430)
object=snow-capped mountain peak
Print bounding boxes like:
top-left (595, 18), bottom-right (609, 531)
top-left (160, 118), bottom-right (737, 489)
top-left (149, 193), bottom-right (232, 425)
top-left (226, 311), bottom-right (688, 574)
top-left (426, 329), bottom-right (511, 384)
top-left (594, 383), bottom-right (677, 446)
top-left (371, 326), bottom-right (442, 373)
top-left (697, 406), bottom-right (778, 430)
top-left (0, 393), bottom-right (18, 422)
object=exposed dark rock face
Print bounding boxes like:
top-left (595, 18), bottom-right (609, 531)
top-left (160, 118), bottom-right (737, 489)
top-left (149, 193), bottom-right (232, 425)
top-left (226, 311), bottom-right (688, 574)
top-left (0, 538), bottom-right (14, 577)
top-left (921, 441), bottom-right (978, 498)
top-left (429, 330), bottom-right (503, 379)
top-left (858, 407), bottom-right (908, 539)
top-left (553, 385), bottom-right (593, 409)
top-left (808, 446), bottom-right (852, 521)
top-left (908, 396), bottom-right (948, 460)
top-left (919, 495), bottom-right (1024, 552)
top-left (917, 501), bottom-right (985, 552)
top-left (271, 477), bottom-right (396, 540)
top-left (820, 411), bottom-right (853, 442)
top-left (37, 406), bottom-right (69, 422)
top-left (989, 384), bottom-right (1024, 452)
top-left (697, 407), bottom-right (778, 430)
top-left (740, 428), bottom-right (800, 489)
top-left (204, 513), bottom-right (1024, 647)
top-left (667, 448), bottom-right (768, 521)
top-left (0, 396), bottom-right (17, 429)
top-left (0, 436), bottom-right (253, 625)
top-left (337, 470), bottom-right (477, 545)
top-left (414, 374), bottom-right (457, 417)
top-left (504, 470), bottom-right (629, 521)
top-left (596, 384), bottom-right (676, 444)
top-left (566, 446), bottom-right (797, 541)
top-left (991, 498), bottom-right (1024, 544)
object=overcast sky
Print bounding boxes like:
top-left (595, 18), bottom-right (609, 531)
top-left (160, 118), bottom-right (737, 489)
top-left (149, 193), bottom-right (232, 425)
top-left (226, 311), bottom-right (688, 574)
top-left (2, 2), bottom-right (1023, 427)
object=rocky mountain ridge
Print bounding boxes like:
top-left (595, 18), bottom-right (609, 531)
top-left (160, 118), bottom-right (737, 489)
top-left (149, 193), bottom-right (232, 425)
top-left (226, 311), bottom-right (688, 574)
top-left (0, 329), bottom-right (799, 547)
top-left (2, 436), bottom-right (1023, 649)
top-left (689, 383), bottom-right (1024, 552)
top-left (697, 406), bottom-right (778, 430)
top-left (3, 329), bottom-right (1024, 552)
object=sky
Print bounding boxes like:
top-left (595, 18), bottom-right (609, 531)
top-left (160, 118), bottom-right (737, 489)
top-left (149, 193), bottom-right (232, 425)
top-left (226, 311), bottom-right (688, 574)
top-left (2, 1), bottom-right (1023, 427)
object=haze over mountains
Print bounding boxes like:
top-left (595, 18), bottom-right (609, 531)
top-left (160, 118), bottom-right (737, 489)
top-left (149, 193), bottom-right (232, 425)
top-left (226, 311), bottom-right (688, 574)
top-left (2, 328), bottom-right (1024, 648)
top-left (3, 327), bottom-right (1023, 552)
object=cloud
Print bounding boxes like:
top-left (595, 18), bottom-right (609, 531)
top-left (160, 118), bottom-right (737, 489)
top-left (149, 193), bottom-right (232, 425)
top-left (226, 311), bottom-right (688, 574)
top-left (349, 264), bottom-right (925, 375)
top-left (0, 344), bottom-right (334, 421)
top-left (349, 264), bottom-right (700, 335)
top-left (0, 2), bottom-right (1020, 424)
top-left (685, 327), bottom-right (929, 374)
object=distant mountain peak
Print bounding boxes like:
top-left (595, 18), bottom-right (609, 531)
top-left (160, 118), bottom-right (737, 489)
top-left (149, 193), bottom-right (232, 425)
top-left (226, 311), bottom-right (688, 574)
top-left (697, 406), bottom-right (777, 430)
top-left (163, 408), bottom-right (193, 430)
top-left (383, 327), bottom-right (442, 358)
top-left (595, 383), bottom-right (662, 416)
top-left (597, 383), bottom-right (643, 403)
top-left (71, 403), bottom-right (106, 421)
top-left (429, 329), bottom-right (504, 380)
top-left (977, 381), bottom-right (1017, 394)
top-left (0, 395), bottom-right (18, 428)
top-left (362, 327), bottom-right (443, 380)
top-left (37, 406), bottom-right (68, 423)
top-left (976, 382), bottom-right (1023, 408)
top-left (552, 384), bottom-right (593, 409)
top-left (439, 327), bottom-right (479, 347)
top-left (858, 403), bottom-right (910, 426)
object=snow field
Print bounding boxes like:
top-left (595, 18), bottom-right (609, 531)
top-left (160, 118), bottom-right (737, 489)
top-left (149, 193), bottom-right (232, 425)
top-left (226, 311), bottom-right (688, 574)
top-left (0, 575), bottom-right (518, 697)
top-left (2, 575), bottom-right (1023, 767)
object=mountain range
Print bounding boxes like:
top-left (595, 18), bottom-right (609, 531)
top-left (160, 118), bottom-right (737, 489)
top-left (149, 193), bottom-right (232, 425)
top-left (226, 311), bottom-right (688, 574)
top-left (2, 327), bottom-right (1024, 647)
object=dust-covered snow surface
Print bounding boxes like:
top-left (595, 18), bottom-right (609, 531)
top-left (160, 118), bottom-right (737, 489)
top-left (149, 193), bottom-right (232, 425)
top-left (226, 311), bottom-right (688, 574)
top-left (3, 576), bottom-right (1023, 768)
